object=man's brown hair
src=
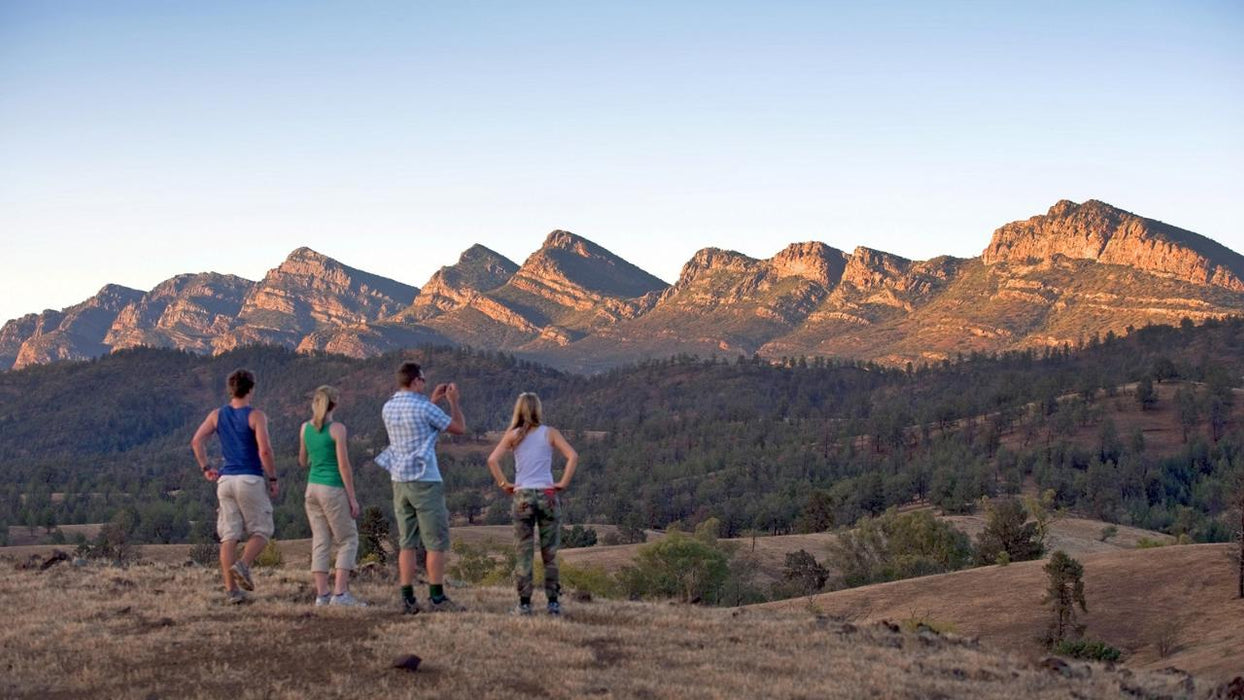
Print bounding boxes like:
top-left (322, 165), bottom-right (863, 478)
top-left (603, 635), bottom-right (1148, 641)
top-left (396, 362), bottom-right (423, 388)
top-left (227, 369), bottom-right (256, 399)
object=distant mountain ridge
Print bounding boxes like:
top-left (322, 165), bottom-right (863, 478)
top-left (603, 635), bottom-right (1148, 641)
top-left (4, 199), bottom-right (1244, 372)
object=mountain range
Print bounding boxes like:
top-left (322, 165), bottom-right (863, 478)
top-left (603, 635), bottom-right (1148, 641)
top-left (4, 199), bottom-right (1244, 372)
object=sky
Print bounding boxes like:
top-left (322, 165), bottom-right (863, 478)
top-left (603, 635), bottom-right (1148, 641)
top-left (1, 1), bottom-right (1241, 323)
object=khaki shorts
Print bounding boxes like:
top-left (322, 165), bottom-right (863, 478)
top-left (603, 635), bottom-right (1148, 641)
top-left (392, 481), bottom-right (450, 552)
top-left (217, 475), bottom-right (274, 542)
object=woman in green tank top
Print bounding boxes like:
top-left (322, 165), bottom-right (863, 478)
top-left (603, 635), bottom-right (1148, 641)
top-left (299, 385), bottom-right (365, 606)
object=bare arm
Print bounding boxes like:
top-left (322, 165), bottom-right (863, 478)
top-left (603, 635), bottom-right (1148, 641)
top-left (443, 382), bottom-right (466, 436)
top-left (191, 410), bottom-right (219, 481)
top-left (487, 431), bottom-right (516, 493)
top-left (298, 422), bottom-right (309, 468)
top-left (550, 428), bottom-right (578, 490)
top-left (330, 422), bottom-right (359, 518)
top-left (251, 410), bottom-right (279, 498)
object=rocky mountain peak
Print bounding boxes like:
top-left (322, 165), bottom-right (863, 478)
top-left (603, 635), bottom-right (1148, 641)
top-left (771, 242), bottom-right (848, 286)
top-left (983, 199), bottom-right (1244, 291)
top-left (517, 231), bottom-right (666, 300)
top-left (398, 245), bottom-right (519, 322)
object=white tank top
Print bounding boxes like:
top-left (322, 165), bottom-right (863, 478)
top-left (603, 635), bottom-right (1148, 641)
top-left (513, 425), bottom-right (554, 488)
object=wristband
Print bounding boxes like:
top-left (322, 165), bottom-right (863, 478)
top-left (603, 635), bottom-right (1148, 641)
top-left (267, 476), bottom-right (278, 482)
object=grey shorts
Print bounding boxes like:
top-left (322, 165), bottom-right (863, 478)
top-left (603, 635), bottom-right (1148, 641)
top-left (392, 480), bottom-right (450, 552)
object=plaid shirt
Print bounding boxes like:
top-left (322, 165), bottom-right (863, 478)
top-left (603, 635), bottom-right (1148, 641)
top-left (375, 391), bottom-right (452, 482)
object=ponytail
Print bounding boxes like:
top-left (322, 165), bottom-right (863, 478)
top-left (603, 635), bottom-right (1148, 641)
top-left (310, 385), bottom-right (339, 430)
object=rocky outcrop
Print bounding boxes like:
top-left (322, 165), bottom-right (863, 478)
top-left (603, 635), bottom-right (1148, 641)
top-left (12, 285), bottom-right (145, 369)
top-left (228, 247), bottom-right (418, 347)
top-left (398, 245), bottom-right (518, 322)
top-left (104, 273), bottom-right (254, 352)
top-left (982, 200), bottom-right (1244, 291)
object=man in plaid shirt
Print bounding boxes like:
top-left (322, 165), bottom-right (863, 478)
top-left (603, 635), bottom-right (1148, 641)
top-left (376, 361), bottom-right (466, 613)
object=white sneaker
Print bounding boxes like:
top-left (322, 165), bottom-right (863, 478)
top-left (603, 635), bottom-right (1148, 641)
top-left (330, 592), bottom-right (367, 607)
top-left (314, 594), bottom-right (332, 607)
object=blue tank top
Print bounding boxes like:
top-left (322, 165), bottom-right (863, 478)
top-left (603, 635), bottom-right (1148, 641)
top-left (218, 405), bottom-right (263, 476)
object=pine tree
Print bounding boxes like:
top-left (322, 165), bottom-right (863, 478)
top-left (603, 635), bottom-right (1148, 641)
top-left (1043, 550), bottom-right (1087, 646)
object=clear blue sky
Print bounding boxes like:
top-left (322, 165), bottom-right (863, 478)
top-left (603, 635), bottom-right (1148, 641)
top-left (2, 1), bottom-right (1241, 323)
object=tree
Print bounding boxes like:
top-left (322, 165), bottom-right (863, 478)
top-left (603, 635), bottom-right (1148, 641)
top-left (975, 497), bottom-right (1043, 565)
top-left (561, 524), bottom-right (598, 549)
top-left (828, 509), bottom-right (973, 588)
top-left (1176, 385), bottom-right (1201, 443)
top-left (358, 506), bottom-right (392, 565)
top-left (795, 490), bottom-right (835, 533)
top-left (1043, 550), bottom-right (1087, 646)
top-left (781, 549), bottom-right (829, 596)
top-left (1135, 376), bottom-right (1156, 411)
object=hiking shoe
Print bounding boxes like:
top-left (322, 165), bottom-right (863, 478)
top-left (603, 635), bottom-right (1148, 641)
top-left (226, 590), bottom-right (249, 605)
top-left (547, 600), bottom-right (561, 617)
top-left (427, 595), bottom-right (463, 613)
top-left (230, 561), bottom-right (254, 591)
top-left (402, 597), bottom-right (422, 615)
top-left (314, 594), bottom-right (332, 607)
top-left (512, 602), bottom-right (533, 616)
top-left (330, 592), bottom-right (367, 607)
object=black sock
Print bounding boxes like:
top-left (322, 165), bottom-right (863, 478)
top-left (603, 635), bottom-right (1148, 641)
top-left (548, 594), bottom-right (558, 604)
top-left (429, 584), bottom-right (444, 601)
top-left (520, 596), bottom-right (531, 606)
top-left (401, 585), bottom-right (415, 602)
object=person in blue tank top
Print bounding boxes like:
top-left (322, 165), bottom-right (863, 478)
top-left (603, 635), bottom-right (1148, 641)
top-left (487, 392), bottom-right (579, 616)
top-left (191, 368), bottom-right (279, 604)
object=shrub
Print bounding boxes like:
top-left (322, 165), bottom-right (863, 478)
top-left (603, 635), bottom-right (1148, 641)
top-left (975, 497), bottom-right (1043, 565)
top-left (1053, 639), bottom-right (1121, 662)
top-left (561, 525), bottom-right (598, 549)
top-left (1043, 550), bottom-right (1087, 646)
top-left (829, 509), bottom-right (973, 588)
top-left (619, 530), bottom-right (730, 603)
top-left (358, 506), bottom-right (392, 565)
top-left (254, 539), bottom-right (283, 568)
top-left (560, 562), bottom-right (622, 599)
top-left (189, 541), bottom-right (218, 567)
top-left (780, 549), bottom-right (829, 596)
top-left (449, 541), bottom-right (500, 584)
top-left (1135, 537), bottom-right (1167, 549)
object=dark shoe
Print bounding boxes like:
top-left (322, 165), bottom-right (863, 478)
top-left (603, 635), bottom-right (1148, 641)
top-left (547, 600), bottom-right (561, 616)
top-left (230, 561), bottom-right (254, 591)
top-left (427, 595), bottom-right (463, 613)
top-left (226, 589), bottom-right (250, 605)
top-left (402, 597), bottom-right (422, 615)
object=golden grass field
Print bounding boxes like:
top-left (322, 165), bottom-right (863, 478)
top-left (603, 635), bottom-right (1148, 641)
top-left (0, 551), bottom-right (1230, 700)
top-left (760, 543), bottom-right (1244, 684)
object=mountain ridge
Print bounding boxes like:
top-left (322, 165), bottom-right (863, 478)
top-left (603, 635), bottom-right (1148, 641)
top-left (4, 199), bottom-right (1244, 371)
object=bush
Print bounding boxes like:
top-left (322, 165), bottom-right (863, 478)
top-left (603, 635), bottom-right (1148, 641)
top-left (829, 509), bottom-right (974, 588)
top-left (561, 525), bottom-right (598, 549)
top-left (1136, 537), bottom-right (1167, 549)
top-left (975, 497), bottom-right (1043, 565)
top-left (560, 562), bottom-right (622, 599)
top-left (619, 529), bottom-right (730, 603)
top-left (190, 541), bottom-right (218, 567)
top-left (1053, 639), bottom-right (1121, 662)
top-left (254, 539), bottom-right (283, 568)
top-left (358, 506), bottom-right (393, 565)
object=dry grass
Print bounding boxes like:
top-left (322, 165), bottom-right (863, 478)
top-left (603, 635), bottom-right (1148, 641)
top-left (759, 544), bottom-right (1244, 683)
top-left (0, 555), bottom-right (1222, 699)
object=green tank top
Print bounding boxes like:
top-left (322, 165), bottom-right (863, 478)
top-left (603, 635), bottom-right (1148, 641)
top-left (304, 421), bottom-right (345, 488)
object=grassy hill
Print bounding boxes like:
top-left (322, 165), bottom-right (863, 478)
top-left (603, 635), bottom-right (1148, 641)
top-left (759, 543), bottom-right (1242, 683)
top-left (0, 549), bottom-right (1229, 699)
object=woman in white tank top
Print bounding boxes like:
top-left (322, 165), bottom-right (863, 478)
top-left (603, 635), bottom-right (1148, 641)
top-left (487, 392), bottom-right (579, 616)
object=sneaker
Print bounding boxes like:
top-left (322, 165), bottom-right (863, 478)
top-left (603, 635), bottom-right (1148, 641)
top-left (402, 597), bottom-right (422, 615)
top-left (547, 600), bottom-right (561, 616)
top-left (512, 602), bottom-right (533, 616)
top-left (314, 594), bottom-right (332, 607)
top-left (230, 561), bottom-right (254, 591)
top-left (226, 589), bottom-right (249, 605)
top-left (427, 595), bottom-right (463, 613)
top-left (330, 592), bottom-right (367, 607)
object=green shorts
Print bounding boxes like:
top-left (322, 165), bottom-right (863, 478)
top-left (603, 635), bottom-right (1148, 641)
top-left (392, 480), bottom-right (451, 552)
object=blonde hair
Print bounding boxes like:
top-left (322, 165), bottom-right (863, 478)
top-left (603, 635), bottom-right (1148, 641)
top-left (310, 385), bottom-right (339, 430)
top-left (507, 392), bottom-right (543, 447)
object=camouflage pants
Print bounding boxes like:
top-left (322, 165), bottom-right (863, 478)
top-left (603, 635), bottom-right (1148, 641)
top-left (512, 488), bottom-right (561, 599)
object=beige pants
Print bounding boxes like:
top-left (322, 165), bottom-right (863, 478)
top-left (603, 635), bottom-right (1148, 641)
top-left (217, 475), bottom-right (274, 542)
top-left (305, 483), bottom-right (358, 573)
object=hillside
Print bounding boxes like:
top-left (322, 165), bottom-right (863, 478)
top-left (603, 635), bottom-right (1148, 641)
top-left (760, 544), bottom-right (1243, 683)
top-left (0, 552), bottom-right (1229, 699)
top-left (5, 199), bottom-right (1244, 372)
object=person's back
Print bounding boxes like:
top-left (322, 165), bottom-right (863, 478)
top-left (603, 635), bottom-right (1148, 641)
top-left (512, 425), bottom-right (554, 489)
top-left (304, 421), bottom-right (345, 488)
top-left (217, 404), bottom-right (263, 477)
